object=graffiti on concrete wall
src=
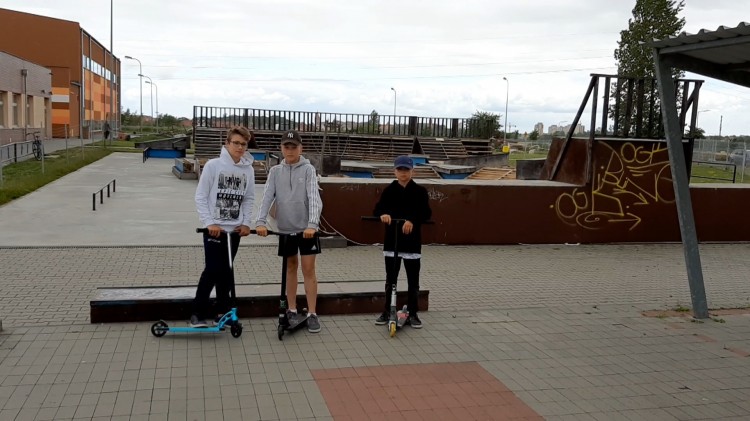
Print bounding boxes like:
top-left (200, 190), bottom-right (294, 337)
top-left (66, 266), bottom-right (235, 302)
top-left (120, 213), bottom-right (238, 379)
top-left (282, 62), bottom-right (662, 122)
top-left (552, 142), bottom-right (675, 230)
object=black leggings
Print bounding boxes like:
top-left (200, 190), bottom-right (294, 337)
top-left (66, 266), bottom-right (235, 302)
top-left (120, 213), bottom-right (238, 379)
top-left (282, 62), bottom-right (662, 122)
top-left (383, 256), bottom-right (420, 315)
top-left (192, 232), bottom-right (239, 319)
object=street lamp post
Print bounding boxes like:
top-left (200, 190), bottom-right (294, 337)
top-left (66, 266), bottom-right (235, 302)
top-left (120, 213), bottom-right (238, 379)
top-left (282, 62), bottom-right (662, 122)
top-left (145, 80), bottom-right (158, 130)
top-left (502, 77), bottom-right (509, 145)
top-left (139, 74), bottom-right (154, 128)
top-left (124, 55), bottom-right (142, 133)
top-left (697, 109), bottom-right (712, 158)
top-left (390, 87), bottom-right (397, 116)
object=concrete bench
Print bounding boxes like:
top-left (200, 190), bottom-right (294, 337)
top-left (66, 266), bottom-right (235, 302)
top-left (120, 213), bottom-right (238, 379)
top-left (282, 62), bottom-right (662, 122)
top-left (90, 281), bottom-right (429, 323)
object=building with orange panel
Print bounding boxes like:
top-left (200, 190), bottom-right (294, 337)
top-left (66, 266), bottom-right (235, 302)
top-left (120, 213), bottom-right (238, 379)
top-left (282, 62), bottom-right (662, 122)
top-left (0, 7), bottom-right (120, 139)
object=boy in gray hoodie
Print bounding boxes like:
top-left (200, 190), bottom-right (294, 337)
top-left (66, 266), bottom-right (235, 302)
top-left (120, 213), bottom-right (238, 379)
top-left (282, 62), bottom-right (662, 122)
top-left (255, 130), bottom-right (323, 333)
top-left (191, 126), bottom-right (255, 327)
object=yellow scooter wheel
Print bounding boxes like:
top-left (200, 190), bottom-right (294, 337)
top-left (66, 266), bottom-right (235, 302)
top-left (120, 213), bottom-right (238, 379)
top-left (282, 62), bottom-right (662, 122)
top-left (389, 323), bottom-right (397, 337)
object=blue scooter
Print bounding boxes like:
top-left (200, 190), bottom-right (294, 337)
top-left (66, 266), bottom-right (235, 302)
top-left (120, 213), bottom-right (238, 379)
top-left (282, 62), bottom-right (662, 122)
top-left (150, 228), bottom-right (243, 338)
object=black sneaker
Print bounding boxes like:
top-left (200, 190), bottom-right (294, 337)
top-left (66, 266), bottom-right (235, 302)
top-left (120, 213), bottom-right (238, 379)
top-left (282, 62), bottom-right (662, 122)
top-left (374, 312), bottom-right (389, 325)
top-left (189, 315), bottom-right (208, 328)
top-left (407, 314), bottom-right (422, 329)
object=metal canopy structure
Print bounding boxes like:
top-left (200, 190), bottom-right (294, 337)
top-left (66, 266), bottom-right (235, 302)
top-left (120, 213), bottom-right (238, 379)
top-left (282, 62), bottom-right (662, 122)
top-left (652, 22), bottom-right (750, 319)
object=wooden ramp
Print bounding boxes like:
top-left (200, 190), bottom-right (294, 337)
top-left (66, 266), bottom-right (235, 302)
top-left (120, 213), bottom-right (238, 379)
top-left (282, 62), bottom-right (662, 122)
top-left (467, 167), bottom-right (516, 180)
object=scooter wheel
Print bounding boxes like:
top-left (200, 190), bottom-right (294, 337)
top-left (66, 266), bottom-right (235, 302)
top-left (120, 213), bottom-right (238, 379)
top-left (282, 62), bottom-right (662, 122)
top-left (151, 320), bottom-right (168, 337)
top-left (389, 323), bottom-right (397, 337)
top-left (230, 324), bottom-right (242, 338)
top-left (277, 324), bottom-right (285, 340)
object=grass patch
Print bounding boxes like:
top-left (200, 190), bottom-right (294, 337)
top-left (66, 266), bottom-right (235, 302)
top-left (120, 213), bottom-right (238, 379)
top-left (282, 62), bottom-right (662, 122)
top-left (690, 162), bottom-right (749, 184)
top-left (508, 152), bottom-right (548, 163)
top-left (0, 148), bottom-right (112, 206)
top-left (674, 305), bottom-right (691, 312)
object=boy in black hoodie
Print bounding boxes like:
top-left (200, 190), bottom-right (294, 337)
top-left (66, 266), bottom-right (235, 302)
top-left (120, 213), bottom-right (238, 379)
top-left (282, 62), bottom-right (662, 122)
top-left (373, 155), bottom-right (432, 328)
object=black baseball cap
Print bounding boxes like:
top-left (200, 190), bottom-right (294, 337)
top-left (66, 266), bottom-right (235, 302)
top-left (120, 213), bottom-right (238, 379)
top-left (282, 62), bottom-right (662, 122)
top-left (281, 130), bottom-right (302, 145)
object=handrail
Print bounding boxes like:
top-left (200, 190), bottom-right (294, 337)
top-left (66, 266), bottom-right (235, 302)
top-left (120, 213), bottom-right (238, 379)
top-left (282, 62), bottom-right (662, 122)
top-left (142, 147), bottom-right (151, 163)
top-left (92, 179), bottom-right (117, 211)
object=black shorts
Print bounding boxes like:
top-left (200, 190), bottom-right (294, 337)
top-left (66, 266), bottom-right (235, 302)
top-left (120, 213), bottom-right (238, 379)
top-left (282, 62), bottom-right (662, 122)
top-left (277, 233), bottom-right (322, 257)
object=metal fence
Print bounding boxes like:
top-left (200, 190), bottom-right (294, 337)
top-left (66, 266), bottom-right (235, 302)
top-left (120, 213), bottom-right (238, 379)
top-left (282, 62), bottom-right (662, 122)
top-left (192, 106), bottom-right (498, 139)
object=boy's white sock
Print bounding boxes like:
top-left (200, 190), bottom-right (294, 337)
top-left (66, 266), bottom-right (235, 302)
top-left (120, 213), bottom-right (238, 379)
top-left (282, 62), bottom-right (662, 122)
top-left (310, 312), bottom-right (317, 316)
top-left (289, 309), bottom-right (297, 314)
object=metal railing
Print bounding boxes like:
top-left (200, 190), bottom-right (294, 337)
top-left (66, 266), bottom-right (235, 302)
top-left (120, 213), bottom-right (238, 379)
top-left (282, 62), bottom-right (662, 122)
top-left (549, 74), bottom-right (703, 182)
top-left (192, 106), bottom-right (497, 139)
top-left (93, 179), bottom-right (117, 211)
top-left (690, 160), bottom-right (737, 183)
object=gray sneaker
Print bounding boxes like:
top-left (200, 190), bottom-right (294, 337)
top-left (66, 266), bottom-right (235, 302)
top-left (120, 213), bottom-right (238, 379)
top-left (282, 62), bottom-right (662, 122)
top-left (307, 314), bottom-right (321, 333)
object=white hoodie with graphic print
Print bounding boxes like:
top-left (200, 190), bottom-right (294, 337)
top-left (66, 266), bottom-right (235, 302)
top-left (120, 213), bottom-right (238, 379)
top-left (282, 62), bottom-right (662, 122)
top-left (195, 147), bottom-right (255, 232)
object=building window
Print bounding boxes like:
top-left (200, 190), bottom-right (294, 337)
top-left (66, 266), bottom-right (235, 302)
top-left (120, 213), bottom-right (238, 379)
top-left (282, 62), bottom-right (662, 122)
top-left (26, 95), bottom-right (32, 127)
top-left (0, 93), bottom-right (5, 127)
top-left (12, 94), bottom-right (20, 127)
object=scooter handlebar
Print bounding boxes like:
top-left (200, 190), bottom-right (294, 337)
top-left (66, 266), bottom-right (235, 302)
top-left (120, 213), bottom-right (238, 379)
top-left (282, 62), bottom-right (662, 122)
top-left (196, 228), bottom-right (239, 234)
top-left (361, 216), bottom-right (434, 224)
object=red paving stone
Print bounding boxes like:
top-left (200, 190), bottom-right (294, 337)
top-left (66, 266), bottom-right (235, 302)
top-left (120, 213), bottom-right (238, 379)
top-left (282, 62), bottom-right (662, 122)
top-left (313, 362), bottom-right (543, 420)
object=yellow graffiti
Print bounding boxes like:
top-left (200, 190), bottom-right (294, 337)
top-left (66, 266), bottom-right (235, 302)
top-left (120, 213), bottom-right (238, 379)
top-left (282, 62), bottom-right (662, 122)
top-left (553, 141), bottom-right (675, 231)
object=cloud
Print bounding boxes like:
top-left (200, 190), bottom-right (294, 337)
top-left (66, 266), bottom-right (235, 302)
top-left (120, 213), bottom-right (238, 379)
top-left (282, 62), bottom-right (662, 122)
top-left (3, 0), bottom-right (748, 134)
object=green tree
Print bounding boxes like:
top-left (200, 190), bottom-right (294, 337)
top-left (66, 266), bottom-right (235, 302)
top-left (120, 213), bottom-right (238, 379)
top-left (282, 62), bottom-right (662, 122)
top-left (612, 0), bottom-right (685, 136)
top-left (355, 110), bottom-right (381, 134)
top-left (160, 113), bottom-right (178, 127)
top-left (120, 107), bottom-right (137, 126)
top-left (529, 129), bottom-right (539, 141)
top-left (614, 0), bottom-right (685, 79)
top-left (467, 111), bottom-right (500, 139)
top-left (685, 126), bottom-right (705, 139)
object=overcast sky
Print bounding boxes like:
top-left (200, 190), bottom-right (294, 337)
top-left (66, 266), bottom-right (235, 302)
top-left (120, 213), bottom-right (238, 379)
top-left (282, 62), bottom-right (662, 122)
top-left (3, 0), bottom-right (748, 135)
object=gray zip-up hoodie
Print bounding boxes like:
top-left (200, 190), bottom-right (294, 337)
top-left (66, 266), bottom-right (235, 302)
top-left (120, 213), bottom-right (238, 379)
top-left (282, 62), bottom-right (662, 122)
top-left (195, 147), bottom-right (255, 231)
top-left (255, 156), bottom-right (322, 234)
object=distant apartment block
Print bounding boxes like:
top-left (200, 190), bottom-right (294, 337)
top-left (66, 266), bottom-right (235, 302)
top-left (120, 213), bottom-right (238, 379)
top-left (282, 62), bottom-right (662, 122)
top-left (533, 122), bottom-right (543, 135)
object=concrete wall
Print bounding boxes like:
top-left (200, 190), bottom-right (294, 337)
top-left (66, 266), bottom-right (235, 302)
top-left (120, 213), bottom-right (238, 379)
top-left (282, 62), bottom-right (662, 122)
top-left (318, 137), bottom-right (750, 245)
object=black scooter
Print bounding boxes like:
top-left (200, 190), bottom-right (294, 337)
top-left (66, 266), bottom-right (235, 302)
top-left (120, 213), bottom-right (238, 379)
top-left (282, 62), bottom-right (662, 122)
top-left (256, 230), bottom-right (311, 340)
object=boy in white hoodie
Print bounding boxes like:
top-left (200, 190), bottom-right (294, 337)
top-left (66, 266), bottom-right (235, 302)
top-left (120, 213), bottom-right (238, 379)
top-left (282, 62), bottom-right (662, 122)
top-left (191, 126), bottom-right (255, 327)
top-left (255, 130), bottom-right (323, 333)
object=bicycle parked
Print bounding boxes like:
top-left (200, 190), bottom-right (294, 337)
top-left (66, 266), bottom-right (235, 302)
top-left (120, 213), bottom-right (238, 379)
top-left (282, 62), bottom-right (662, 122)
top-left (26, 132), bottom-right (43, 161)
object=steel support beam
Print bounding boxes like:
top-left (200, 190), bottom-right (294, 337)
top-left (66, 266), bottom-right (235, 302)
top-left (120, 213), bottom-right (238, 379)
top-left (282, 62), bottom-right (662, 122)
top-left (653, 49), bottom-right (709, 319)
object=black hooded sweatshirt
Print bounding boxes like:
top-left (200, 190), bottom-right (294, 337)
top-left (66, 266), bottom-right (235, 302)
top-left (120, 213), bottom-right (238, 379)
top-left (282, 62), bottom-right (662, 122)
top-left (373, 179), bottom-right (432, 254)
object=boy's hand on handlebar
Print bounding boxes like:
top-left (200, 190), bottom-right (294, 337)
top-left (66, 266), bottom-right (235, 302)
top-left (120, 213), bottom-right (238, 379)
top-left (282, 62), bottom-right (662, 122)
top-left (207, 224), bottom-right (222, 238)
top-left (236, 225), bottom-right (251, 237)
top-left (255, 226), bottom-right (268, 237)
top-left (380, 214), bottom-right (392, 225)
top-left (402, 220), bottom-right (413, 235)
top-left (303, 228), bottom-right (317, 239)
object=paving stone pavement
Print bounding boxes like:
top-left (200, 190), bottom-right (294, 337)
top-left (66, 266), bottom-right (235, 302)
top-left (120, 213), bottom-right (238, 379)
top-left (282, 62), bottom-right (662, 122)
top-left (1, 153), bottom-right (750, 420)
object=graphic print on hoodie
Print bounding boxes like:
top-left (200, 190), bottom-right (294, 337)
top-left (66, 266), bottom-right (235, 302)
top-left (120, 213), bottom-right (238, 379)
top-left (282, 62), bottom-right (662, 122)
top-left (195, 147), bottom-right (255, 232)
top-left (215, 172), bottom-right (247, 220)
